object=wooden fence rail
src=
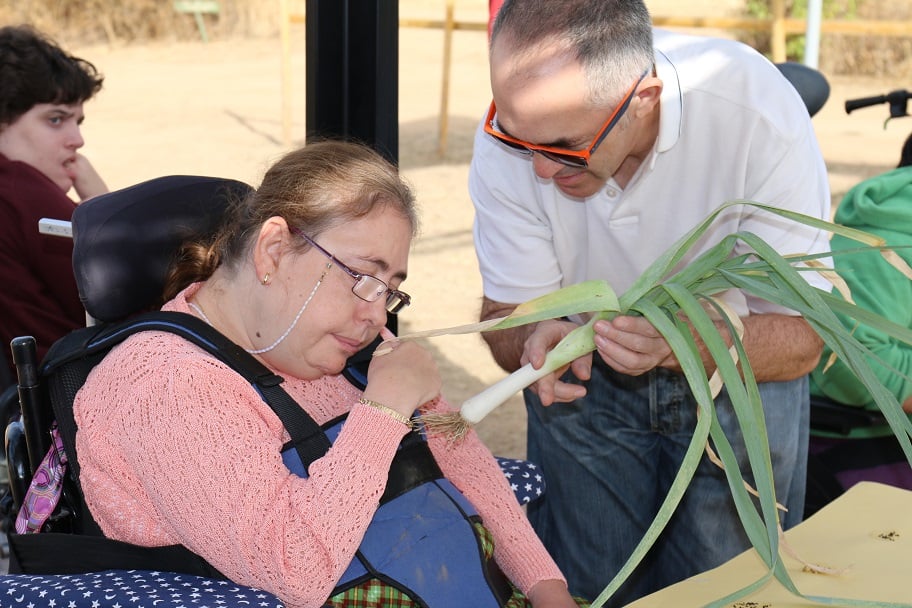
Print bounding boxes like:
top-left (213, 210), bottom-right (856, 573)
top-left (279, 1), bottom-right (912, 152)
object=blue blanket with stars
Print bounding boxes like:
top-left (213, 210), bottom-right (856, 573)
top-left (0, 570), bottom-right (285, 607)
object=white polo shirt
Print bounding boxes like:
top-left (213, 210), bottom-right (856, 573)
top-left (469, 29), bottom-right (831, 317)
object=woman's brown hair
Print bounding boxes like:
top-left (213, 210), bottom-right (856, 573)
top-left (163, 139), bottom-right (417, 301)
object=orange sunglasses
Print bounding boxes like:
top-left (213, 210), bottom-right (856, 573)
top-left (484, 68), bottom-right (649, 167)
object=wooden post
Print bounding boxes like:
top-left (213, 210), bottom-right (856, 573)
top-left (771, 0), bottom-right (787, 63)
top-left (438, 0), bottom-right (455, 157)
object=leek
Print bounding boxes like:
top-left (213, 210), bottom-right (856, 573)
top-left (422, 313), bottom-right (611, 439)
top-left (392, 199), bottom-right (912, 607)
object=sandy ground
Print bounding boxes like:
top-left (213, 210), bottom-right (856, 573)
top-left (64, 11), bottom-right (906, 463)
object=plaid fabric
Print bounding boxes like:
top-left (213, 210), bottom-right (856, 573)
top-left (475, 521), bottom-right (496, 560)
top-left (325, 523), bottom-right (590, 608)
top-left (325, 523), bottom-right (498, 608)
top-left (326, 578), bottom-right (416, 608)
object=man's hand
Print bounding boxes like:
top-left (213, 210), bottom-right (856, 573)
top-left (593, 311), bottom-right (822, 383)
top-left (522, 319), bottom-right (591, 406)
top-left (592, 314), bottom-right (674, 376)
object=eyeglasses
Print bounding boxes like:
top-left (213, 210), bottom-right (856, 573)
top-left (290, 227), bottom-right (411, 314)
top-left (484, 68), bottom-right (649, 167)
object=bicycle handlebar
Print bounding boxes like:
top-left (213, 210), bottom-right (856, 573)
top-left (845, 89), bottom-right (912, 119)
top-left (845, 94), bottom-right (889, 113)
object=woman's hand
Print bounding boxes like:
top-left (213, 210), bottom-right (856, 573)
top-left (67, 153), bottom-right (108, 201)
top-left (363, 328), bottom-right (441, 419)
top-left (526, 579), bottom-right (581, 607)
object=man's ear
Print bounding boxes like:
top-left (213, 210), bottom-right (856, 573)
top-left (633, 77), bottom-right (663, 118)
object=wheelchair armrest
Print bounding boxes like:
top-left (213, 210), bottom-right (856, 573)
top-left (11, 336), bottom-right (52, 477)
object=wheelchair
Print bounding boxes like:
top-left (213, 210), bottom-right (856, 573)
top-left (0, 175), bottom-right (288, 606)
top-left (0, 174), bottom-right (544, 607)
top-left (806, 394), bottom-right (912, 518)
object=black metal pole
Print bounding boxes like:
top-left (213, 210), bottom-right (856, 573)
top-left (305, 0), bottom-right (399, 165)
top-left (305, 0), bottom-right (400, 332)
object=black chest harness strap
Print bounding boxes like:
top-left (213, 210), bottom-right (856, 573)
top-left (8, 312), bottom-right (436, 577)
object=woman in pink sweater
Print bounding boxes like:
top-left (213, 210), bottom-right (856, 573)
top-left (73, 141), bottom-right (585, 608)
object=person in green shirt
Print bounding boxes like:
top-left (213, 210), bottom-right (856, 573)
top-left (807, 143), bottom-right (912, 517)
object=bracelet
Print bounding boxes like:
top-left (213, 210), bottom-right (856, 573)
top-left (359, 397), bottom-right (415, 430)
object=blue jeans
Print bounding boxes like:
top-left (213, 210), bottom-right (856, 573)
top-left (525, 361), bottom-right (809, 606)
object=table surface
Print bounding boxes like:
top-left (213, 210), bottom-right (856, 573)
top-left (625, 481), bottom-right (912, 607)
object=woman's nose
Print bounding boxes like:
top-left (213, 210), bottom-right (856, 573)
top-left (361, 296), bottom-right (389, 327)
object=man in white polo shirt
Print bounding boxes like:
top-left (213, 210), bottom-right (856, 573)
top-left (469, 0), bottom-right (831, 605)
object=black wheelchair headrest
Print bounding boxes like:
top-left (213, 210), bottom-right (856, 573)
top-left (72, 175), bottom-right (254, 323)
top-left (775, 61), bottom-right (830, 117)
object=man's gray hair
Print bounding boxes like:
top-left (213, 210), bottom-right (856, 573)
top-left (491, 0), bottom-right (654, 107)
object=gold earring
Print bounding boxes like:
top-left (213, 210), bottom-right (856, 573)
top-left (261, 272), bottom-right (271, 285)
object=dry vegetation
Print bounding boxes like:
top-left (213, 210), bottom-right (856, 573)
top-left (821, 1), bottom-right (912, 76)
top-left (0, 0), bottom-right (282, 44)
top-left (0, 0), bottom-right (909, 75)
top-left (739, 0), bottom-right (912, 76)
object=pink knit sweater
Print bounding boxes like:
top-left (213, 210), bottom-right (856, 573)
top-left (74, 284), bottom-right (565, 608)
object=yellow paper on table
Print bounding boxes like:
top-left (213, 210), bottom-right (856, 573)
top-left (627, 482), bottom-right (912, 607)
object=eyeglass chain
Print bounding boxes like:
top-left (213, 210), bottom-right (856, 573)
top-left (188, 262), bottom-right (332, 355)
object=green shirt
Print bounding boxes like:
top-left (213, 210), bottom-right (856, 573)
top-left (810, 166), bottom-right (912, 438)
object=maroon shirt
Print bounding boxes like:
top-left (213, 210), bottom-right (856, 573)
top-left (0, 153), bottom-right (84, 382)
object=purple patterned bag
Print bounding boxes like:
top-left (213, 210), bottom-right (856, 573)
top-left (15, 423), bottom-right (67, 534)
